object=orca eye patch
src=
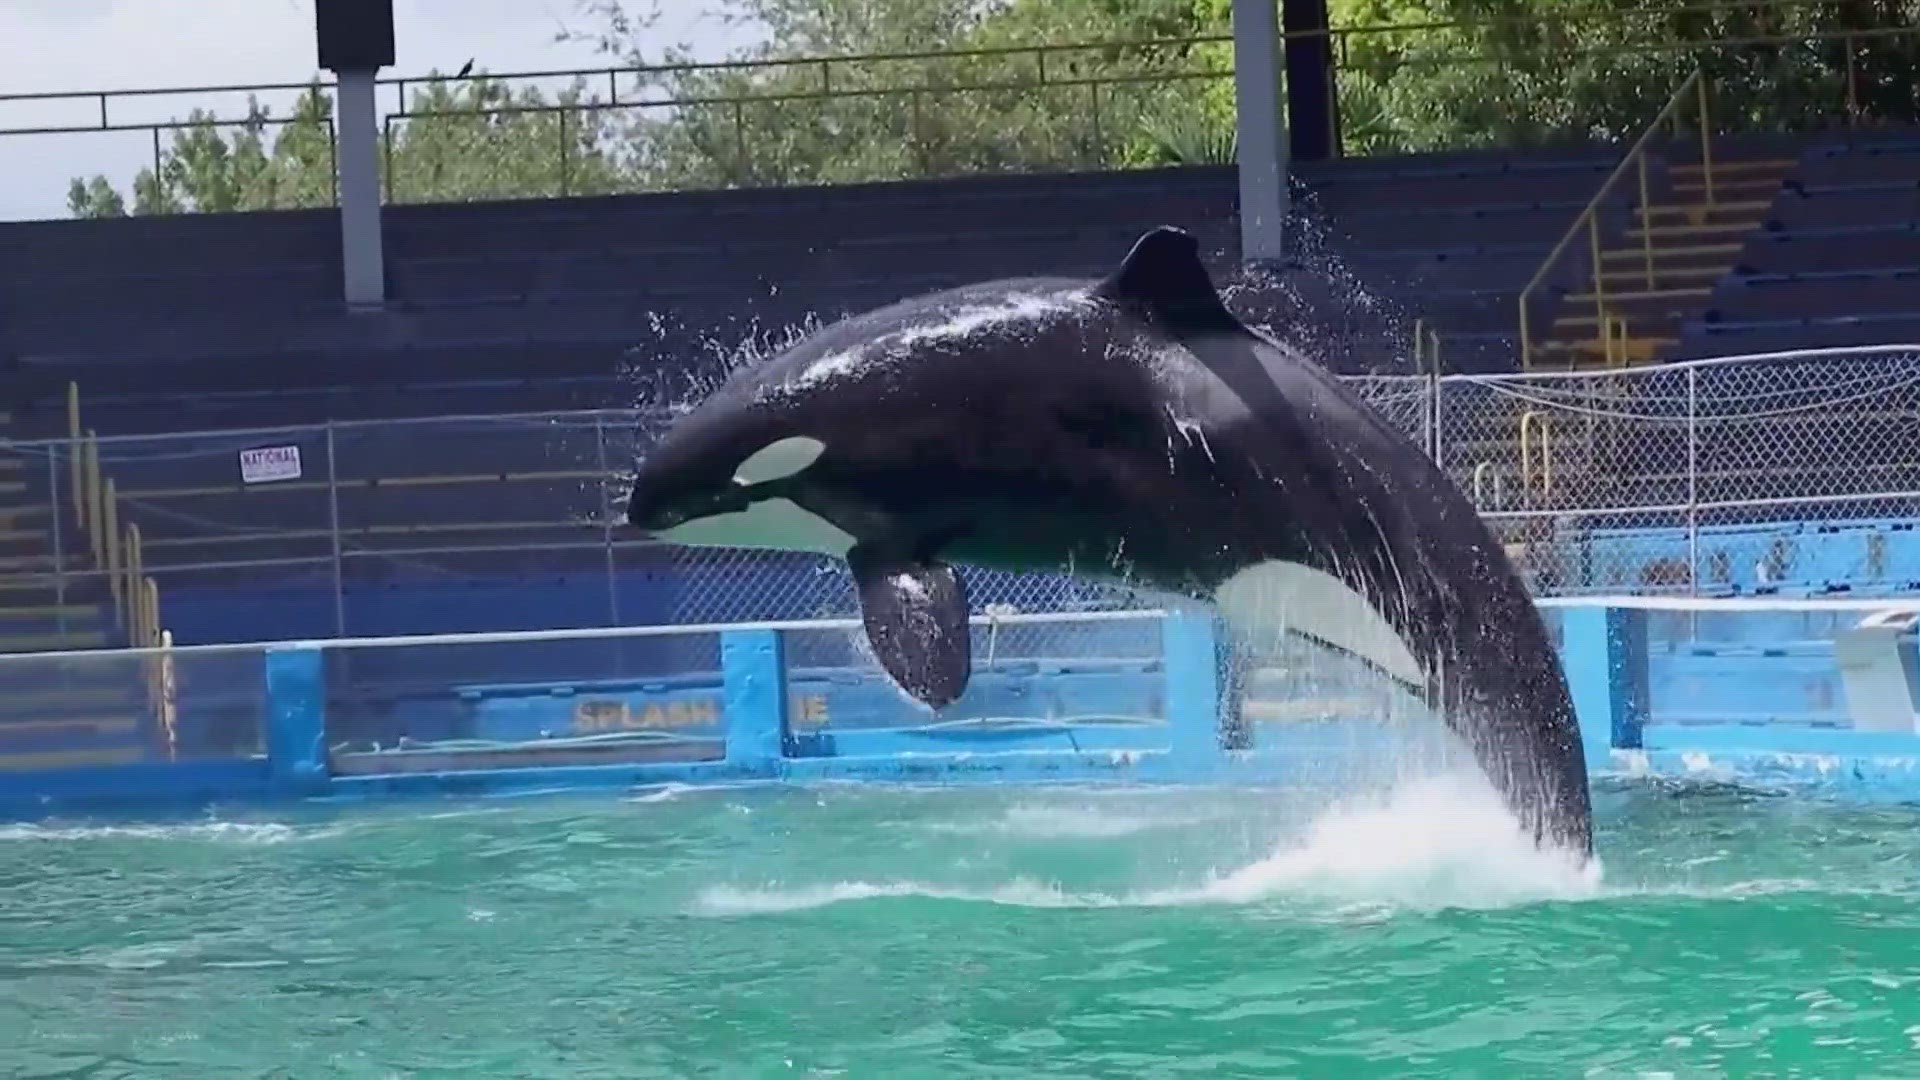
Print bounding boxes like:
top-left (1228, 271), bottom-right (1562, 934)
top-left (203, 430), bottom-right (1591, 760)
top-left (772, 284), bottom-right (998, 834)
top-left (733, 436), bottom-right (827, 487)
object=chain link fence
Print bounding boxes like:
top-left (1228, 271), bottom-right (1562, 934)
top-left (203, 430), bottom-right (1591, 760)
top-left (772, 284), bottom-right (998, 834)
top-left (31, 344), bottom-right (1920, 641)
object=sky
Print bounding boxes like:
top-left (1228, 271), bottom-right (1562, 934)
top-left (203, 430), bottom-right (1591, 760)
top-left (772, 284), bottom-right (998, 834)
top-left (0, 0), bottom-right (757, 221)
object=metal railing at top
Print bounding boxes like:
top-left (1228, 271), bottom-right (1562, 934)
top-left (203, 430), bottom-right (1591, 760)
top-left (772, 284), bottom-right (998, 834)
top-left (4, 0), bottom-right (1911, 219)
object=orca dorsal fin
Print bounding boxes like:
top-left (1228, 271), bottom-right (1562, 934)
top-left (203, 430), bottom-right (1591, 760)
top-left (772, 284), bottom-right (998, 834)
top-left (1095, 226), bottom-right (1238, 328)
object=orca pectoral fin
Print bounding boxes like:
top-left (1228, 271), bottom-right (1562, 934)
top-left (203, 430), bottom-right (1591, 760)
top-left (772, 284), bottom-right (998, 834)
top-left (850, 549), bottom-right (972, 709)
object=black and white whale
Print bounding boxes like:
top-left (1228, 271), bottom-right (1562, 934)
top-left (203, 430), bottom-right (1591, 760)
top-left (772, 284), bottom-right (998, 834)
top-left (622, 227), bottom-right (1593, 859)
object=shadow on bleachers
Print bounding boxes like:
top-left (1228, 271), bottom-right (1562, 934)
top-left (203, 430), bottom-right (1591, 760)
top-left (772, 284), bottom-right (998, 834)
top-left (1678, 126), bottom-right (1920, 358)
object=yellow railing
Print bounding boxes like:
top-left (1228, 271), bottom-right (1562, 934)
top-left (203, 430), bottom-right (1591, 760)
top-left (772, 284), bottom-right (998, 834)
top-left (1471, 461), bottom-right (1504, 509)
top-left (1517, 68), bottom-right (1716, 370)
top-left (66, 381), bottom-right (174, 744)
top-left (1520, 411), bottom-right (1555, 501)
top-left (1411, 319), bottom-right (1443, 375)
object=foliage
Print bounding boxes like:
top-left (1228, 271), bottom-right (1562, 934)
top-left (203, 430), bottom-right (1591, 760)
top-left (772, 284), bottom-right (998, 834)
top-left (64, 75), bottom-right (624, 217)
top-left (62, 0), bottom-right (1920, 217)
top-left (1325, 0), bottom-right (1920, 154)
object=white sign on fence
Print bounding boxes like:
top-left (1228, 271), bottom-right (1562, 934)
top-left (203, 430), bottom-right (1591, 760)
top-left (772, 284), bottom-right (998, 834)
top-left (239, 445), bottom-right (302, 484)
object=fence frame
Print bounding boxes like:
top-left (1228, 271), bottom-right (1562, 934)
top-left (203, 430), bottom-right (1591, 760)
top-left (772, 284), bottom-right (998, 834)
top-left (24, 341), bottom-right (1920, 652)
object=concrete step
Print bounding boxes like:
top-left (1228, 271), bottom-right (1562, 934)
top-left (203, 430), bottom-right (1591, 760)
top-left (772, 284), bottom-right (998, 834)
top-left (0, 746), bottom-right (147, 771)
top-left (1634, 199), bottom-right (1773, 223)
top-left (1566, 285), bottom-right (1715, 305)
top-left (1672, 176), bottom-right (1793, 199)
top-left (1671, 158), bottom-right (1801, 176)
top-left (0, 628), bottom-right (112, 653)
top-left (0, 686), bottom-right (144, 715)
top-left (0, 575), bottom-right (102, 607)
top-left (1626, 219), bottom-right (1768, 242)
top-left (1532, 335), bottom-right (1677, 366)
top-left (1597, 264), bottom-right (1731, 287)
top-left (0, 529), bottom-right (55, 561)
top-left (1599, 242), bottom-right (1743, 264)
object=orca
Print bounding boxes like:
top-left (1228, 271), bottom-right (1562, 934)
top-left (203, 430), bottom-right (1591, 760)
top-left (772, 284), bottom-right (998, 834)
top-left (622, 226), bottom-right (1593, 860)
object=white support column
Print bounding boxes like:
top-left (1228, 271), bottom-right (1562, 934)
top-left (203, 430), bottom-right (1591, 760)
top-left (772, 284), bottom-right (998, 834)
top-left (1836, 609), bottom-right (1920, 732)
top-left (335, 68), bottom-right (385, 309)
top-left (1231, 0), bottom-right (1288, 264)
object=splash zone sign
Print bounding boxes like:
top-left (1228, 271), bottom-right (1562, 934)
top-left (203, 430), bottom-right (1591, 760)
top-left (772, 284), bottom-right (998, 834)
top-left (239, 445), bottom-right (302, 484)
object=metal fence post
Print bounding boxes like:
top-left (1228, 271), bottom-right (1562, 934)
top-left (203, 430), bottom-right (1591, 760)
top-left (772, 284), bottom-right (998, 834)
top-left (1686, 365), bottom-right (1699, 597)
top-left (325, 422), bottom-right (346, 636)
top-left (595, 413), bottom-right (619, 628)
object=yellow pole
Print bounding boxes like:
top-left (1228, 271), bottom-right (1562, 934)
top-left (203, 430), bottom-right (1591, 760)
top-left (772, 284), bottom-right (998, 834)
top-left (1521, 412), bottom-right (1539, 496)
top-left (1696, 74), bottom-right (1715, 206)
top-left (1541, 420), bottom-right (1554, 498)
top-left (66, 383), bottom-right (82, 525)
top-left (85, 434), bottom-right (102, 565)
top-left (127, 524), bottom-right (143, 644)
top-left (104, 479), bottom-right (122, 618)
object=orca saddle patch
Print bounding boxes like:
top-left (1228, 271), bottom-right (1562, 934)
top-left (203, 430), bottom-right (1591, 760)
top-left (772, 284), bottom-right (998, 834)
top-left (849, 549), bottom-right (972, 710)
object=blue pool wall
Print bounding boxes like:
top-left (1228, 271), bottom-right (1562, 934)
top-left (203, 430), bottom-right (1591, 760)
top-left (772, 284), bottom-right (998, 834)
top-left (9, 598), bottom-right (1920, 817)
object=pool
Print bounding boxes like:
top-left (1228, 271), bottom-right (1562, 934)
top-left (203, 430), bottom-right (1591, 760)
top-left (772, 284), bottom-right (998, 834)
top-left (6, 772), bottom-right (1918, 1076)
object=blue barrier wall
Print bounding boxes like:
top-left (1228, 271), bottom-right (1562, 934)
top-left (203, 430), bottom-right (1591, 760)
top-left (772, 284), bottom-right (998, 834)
top-left (1544, 516), bottom-right (1920, 595)
top-left (8, 598), bottom-right (1920, 816)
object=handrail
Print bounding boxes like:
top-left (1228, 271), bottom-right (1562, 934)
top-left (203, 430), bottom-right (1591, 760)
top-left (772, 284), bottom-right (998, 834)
top-left (0, 0), bottom-right (1843, 114)
top-left (125, 522), bottom-right (143, 635)
top-left (1518, 67), bottom-right (1713, 370)
top-left (65, 383), bottom-right (82, 525)
top-left (1472, 461), bottom-right (1505, 509)
top-left (103, 478), bottom-right (121, 616)
top-left (84, 433), bottom-right (102, 566)
top-left (1519, 411), bottom-right (1555, 501)
top-left (58, 383), bottom-right (171, 660)
top-left (1412, 320), bottom-right (1442, 376)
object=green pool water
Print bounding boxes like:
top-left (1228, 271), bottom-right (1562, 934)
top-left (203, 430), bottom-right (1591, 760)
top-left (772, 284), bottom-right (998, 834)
top-left (4, 773), bottom-right (1919, 1078)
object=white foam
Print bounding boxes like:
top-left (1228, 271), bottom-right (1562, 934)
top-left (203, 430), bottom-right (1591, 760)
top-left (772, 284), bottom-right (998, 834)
top-left (0, 821), bottom-right (321, 844)
top-left (1154, 772), bottom-right (1604, 911)
top-left (692, 771), bottom-right (1604, 917)
top-left (694, 877), bottom-right (1112, 916)
top-left (626, 783), bottom-right (697, 804)
top-left (920, 803), bottom-right (1231, 839)
top-left (891, 292), bottom-right (1081, 350)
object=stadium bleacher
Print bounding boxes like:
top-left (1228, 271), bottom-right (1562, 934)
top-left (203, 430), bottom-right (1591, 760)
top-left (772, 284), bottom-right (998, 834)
top-left (1679, 128), bottom-right (1920, 357)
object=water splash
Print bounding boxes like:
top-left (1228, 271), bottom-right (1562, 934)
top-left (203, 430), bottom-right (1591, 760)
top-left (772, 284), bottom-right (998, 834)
top-left (1158, 772), bottom-right (1603, 911)
top-left (690, 769), bottom-right (1602, 919)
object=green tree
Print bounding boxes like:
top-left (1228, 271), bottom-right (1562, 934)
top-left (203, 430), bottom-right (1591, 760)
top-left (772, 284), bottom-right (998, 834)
top-left (385, 76), bottom-right (627, 202)
top-left (1320, 0), bottom-right (1920, 155)
top-left (558, 0), bottom-right (1235, 186)
top-left (67, 0), bottom-right (1920, 216)
top-left (68, 89), bottom-right (338, 217)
